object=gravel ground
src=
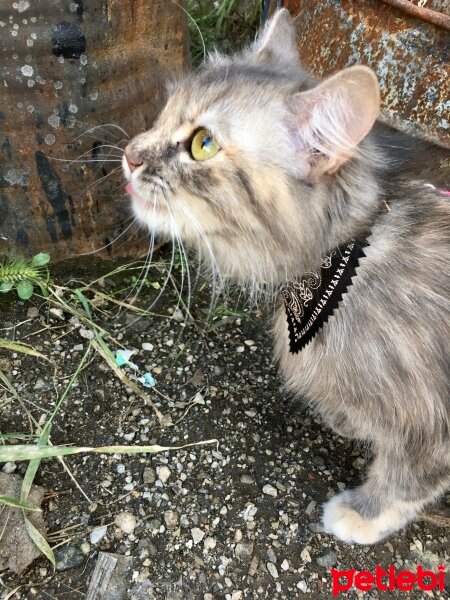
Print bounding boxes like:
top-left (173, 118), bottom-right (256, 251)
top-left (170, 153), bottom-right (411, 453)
top-left (0, 251), bottom-right (448, 599)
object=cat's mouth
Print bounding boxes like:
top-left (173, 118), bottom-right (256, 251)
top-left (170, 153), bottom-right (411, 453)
top-left (125, 181), bottom-right (168, 217)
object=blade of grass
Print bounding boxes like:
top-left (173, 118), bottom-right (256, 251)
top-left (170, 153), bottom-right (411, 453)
top-left (19, 345), bottom-right (91, 567)
top-left (0, 339), bottom-right (51, 362)
top-left (24, 517), bottom-right (55, 566)
top-left (40, 344), bottom-right (92, 439)
top-left (20, 426), bottom-right (54, 566)
top-left (0, 496), bottom-right (42, 511)
top-left (0, 439), bottom-right (218, 461)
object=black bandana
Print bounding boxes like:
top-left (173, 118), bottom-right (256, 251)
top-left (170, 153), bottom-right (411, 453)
top-left (281, 240), bottom-right (368, 353)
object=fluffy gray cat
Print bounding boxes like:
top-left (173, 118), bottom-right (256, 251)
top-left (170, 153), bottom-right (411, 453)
top-left (122, 10), bottom-right (450, 544)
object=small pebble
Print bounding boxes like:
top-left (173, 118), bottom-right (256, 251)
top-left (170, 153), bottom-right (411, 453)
top-left (203, 536), bottom-right (216, 551)
top-left (114, 512), bottom-right (137, 534)
top-left (248, 555), bottom-right (259, 576)
top-left (143, 467), bottom-right (156, 485)
top-left (267, 548), bottom-right (277, 563)
top-left (80, 542), bottom-right (90, 555)
top-left (240, 474), bottom-right (255, 485)
top-left (235, 541), bottom-right (254, 562)
top-left (317, 551), bottom-right (338, 568)
top-left (172, 308), bottom-right (184, 322)
top-left (89, 525), bottom-right (107, 545)
top-left (79, 328), bottom-right (94, 340)
top-left (262, 484), bottom-right (277, 497)
top-left (164, 510), bottom-right (178, 529)
top-left (191, 527), bottom-right (205, 545)
top-left (281, 559), bottom-right (289, 571)
top-left (300, 548), bottom-right (312, 563)
top-left (157, 465), bottom-right (171, 484)
top-left (55, 546), bottom-right (84, 572)
top-left (2, 462), bottom-right (16, 474)
top-left (26, 307), bottom-right (39, 319)
top-left (267, 562), bottom-right (278, 579)
top-left (49, 307), bottom-right (65, 321)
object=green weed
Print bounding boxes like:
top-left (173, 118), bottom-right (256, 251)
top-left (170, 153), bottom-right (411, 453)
top-left (187, 0), bottom-right (262, 65)
top-left (0, 251), bottom-right (50, 300)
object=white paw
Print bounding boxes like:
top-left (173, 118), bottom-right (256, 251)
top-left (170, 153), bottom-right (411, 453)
top-left (322, 492), bottom-right (385, 545)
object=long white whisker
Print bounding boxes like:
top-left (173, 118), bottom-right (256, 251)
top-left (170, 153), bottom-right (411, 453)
top-left (84, 166), bottom-right (122, 192)
top-left (124, 198), bottom-right (158, 305)
top-left (166, 203), bottom-right (192, 325)
top-left (77, 216), bottom-right (137, 256)
top-left (69, 123), bottom-right (130, 143)
top-left (49, 158), bottom-right (123, 163)
top-left (177, 201), bottom-right (224, 315)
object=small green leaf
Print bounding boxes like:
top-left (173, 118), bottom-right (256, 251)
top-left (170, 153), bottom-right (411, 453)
top-left (31, 252), bottom-right (50, 267)
top-left (0, 281), bottom-right (14, 293)
top-left (17, 280), bottom-right (34, 300)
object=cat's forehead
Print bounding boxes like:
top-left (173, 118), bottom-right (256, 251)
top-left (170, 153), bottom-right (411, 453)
top-left (160, 62), bottom-right (305, 131)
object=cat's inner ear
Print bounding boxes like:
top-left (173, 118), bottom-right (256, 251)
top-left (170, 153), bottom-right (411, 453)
top-left (253, 9), bottom-right (299, 67)
top-left (287, 66), bottom-right (380, 178)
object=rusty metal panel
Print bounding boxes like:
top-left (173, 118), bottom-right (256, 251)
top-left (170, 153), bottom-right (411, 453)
top-left (0, 0), bottom-right (189, 260)
top-left (283, 0), bottom-right (450, 148)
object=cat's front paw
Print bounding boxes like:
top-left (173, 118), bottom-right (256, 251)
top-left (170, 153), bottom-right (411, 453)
top-left (322, 492), bottom-right (386, 545)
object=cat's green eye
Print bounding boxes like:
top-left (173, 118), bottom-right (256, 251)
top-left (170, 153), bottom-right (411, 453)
top-left (191, 128), bottom-right (220, 161)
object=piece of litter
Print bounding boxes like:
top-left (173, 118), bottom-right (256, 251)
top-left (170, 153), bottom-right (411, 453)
top-left (138, 372), bottom-right (156, 388)
top-left (115, 349), bottom-right (138, 370)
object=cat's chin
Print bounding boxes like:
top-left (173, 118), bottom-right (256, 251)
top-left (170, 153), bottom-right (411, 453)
top-left (126, 184), bottom-right (167, 223)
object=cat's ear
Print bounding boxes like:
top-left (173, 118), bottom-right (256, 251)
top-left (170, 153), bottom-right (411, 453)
top-left (253, 9), bottom-right (299, 67)
top-left (287, 66), bottom-right (380, 178)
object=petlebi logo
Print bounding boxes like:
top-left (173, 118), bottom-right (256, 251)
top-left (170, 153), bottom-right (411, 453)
top-left (331, 564), bottom-right (446, 596)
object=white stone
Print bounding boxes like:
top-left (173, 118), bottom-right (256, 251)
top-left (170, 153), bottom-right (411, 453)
top-left (79, 328), bottom-right (94, 340)
top-left (262, 484), bottom-right (277, 497)
top-left (2, 462), bottom-right (16, 474)
top-left (300, 548), bottom-right (312, 563)
top-left (203, 536), bottom-right (216, 551)
top-left (89, 525), bottom-right (107, 544)
top-left (267, 562), bottom-right (278, 579)
top-left (114, 512), bottom-right (137, 534)
top-left (191, 527), bottom-right (205, 545)
top-left (157, 465), bottom-right (171, 483)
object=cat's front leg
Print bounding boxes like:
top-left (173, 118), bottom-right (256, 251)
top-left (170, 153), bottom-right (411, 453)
top-left (322, 442), bottom-right (450, 544)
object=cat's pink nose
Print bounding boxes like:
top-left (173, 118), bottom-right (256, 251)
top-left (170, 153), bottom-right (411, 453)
top-left (124, 146), bottom-right (143, 172)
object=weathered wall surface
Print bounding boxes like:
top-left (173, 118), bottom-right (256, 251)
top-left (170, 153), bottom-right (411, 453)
top-left (0, 0), bottom-right (189, 260)
top-left (283, 0), bottom-right (449, 149)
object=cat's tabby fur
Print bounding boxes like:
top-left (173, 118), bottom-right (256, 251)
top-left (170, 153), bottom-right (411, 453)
top-left (123, 10), bottom-right (450, 544)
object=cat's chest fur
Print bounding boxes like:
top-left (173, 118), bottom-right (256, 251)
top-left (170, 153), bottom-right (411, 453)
top-left (273, 193), bottom-right (449, 442)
